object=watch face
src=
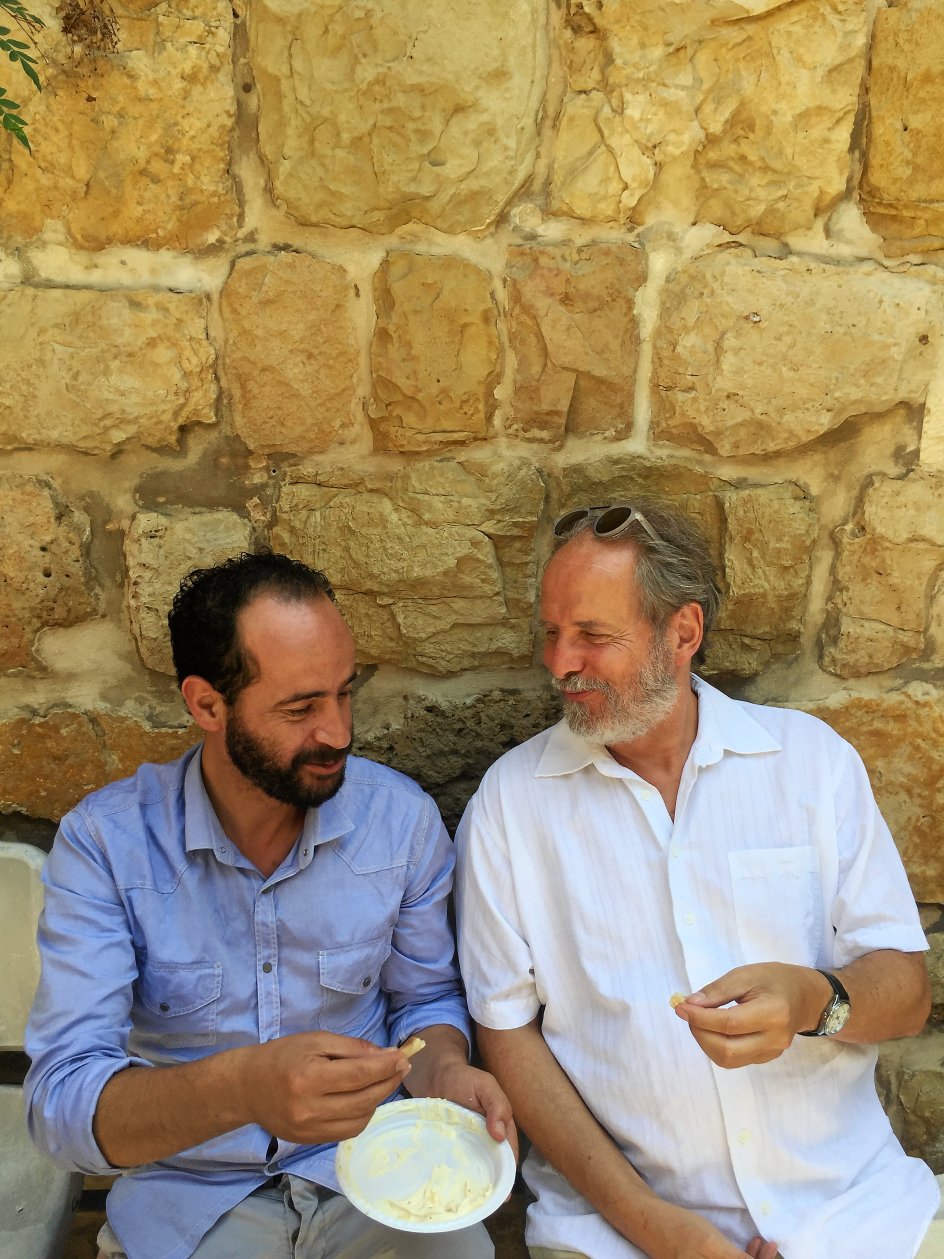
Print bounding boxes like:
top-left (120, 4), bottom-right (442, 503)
top-left (823, 1000), bottom-right (851, 1036)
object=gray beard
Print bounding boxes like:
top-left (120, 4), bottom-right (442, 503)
top-left (555, 637), bottom-right (679, 746)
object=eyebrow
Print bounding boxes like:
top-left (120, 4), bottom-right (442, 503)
top-left (276, 672), bottom-right (359, 706)
top-left (540, 619), bottom-right (611, 632)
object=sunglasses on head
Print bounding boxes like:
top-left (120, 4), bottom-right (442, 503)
top-left (553, 504), bottom-right (662, 545)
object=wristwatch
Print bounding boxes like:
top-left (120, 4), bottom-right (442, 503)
top-left (799, 969), bottom-right (851, 1037)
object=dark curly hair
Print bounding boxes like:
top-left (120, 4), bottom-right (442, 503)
top-left (168, 551), bottom-right (335, 703)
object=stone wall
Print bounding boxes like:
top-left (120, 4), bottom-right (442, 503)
top-left (1, 0), bottom-right (942, 1169)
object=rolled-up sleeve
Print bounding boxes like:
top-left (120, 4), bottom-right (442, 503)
top-left (25, 809), bottom-right (151, 1175)
top-left (382, 794), bottom-right (471, 1051)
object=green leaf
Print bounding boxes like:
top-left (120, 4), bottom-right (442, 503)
top-left (0, 96), bottom-right (21, 109)
top-left (19, 56), bottom-right (38, 89)
top-left (4, 38), bottom-right (27, 47)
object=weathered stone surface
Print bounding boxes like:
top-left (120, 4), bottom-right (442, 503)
top-left (810, 688), bottom-right (944, 902)
top-left (0, 288), bottom-right (215, 454)
top-left (248, 0), bottom-right (544, 233)
top-left (125, 511), bottom-right (253, 675)
top-left (877, 1032), bottom-right (944, 1172)
top-left (821, 616), bottom-right (923, 678)
top-left (272, 457), bottom-right (545, 674)
top-left (0, 711), bottom-right (106, 821)
top-left (0, 0), bottom-right (237, 250)
top-left (356, 681), bottom-right (561, 832)
top-left (652, 253), bottom-right (940, 457)
top-left (920, 907), bottom-right (944, 1025)
top-left (370, 253), bottom-right (500, 452)
top-left (221, 252), bottom-right (359, 455)
top-left (716, 485), bottom-right (816, 644)
top-left (824, 472), bottom-right (944, 676)
top-left (94, 713), bottom-right (197, 784)
top-left (506, 244), bottom-right (645, 443)
top-left (701, 632), bottom-right (772, 680)
top-left (861, 0), bottom-right (944, 253)
top-left (551, 0), bottom-right (866, 233)
top-left (0, 475), bottom-right (94, 672)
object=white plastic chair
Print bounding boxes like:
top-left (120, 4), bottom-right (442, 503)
top-left (0, 841), bottom-right (82, 1259)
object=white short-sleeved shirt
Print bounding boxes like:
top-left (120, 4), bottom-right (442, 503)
top-left (456, 678), bottom-right (939, 1259)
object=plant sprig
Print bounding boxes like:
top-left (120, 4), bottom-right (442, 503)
top-left (0, 1), bottom-right (44, 151)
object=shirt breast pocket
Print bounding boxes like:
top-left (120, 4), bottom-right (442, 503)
top-left (728, 846), bottom-right (822, 966)
top-left (132, 960), bottom-right (222, 1053)
top-left (319, 935), bottom-right (392, 1035)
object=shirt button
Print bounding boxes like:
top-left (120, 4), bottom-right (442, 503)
top-left (738, 1129), bottom-right (751, 1145)
top-left (159, 1002), bottom-right (170, 1012)
top-left (362, 977), bottom-right (371, 988)
top-left (262, 962), bottom-right (273, 973)
top-left (670, 845), bottom-right (680, 859)
top-left (760, 1201), bottom-right (771, 1216)
top-left (685, 912), bottom-right (696, 926)
top-left (639, 788), bottom-right (653, 800)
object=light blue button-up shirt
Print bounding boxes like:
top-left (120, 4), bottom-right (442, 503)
top-left (25, 746), bottom-right (471, 1259)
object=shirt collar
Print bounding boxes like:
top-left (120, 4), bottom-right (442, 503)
top-left (534, 675), bottom-right (781, 780)
top-left (183, 745), bottom-right (357, 871)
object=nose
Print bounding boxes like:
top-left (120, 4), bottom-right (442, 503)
top-left (313, 701), bottom-right (352, 751)
top-left (543, 634), bottom-right (584, 681)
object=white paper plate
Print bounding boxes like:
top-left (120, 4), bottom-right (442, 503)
top-left (335, 1097), bottom-right (516, 1233)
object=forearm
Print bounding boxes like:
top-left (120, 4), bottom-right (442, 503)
top-left (830, 950), bottom-right (930, 1043)
top-left (477, 1020), bottom-right (679, 1253)
top-left (93, 1046), bottom-right (256, 1168)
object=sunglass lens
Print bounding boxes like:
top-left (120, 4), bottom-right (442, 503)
top-left (594, 506), bottom-right (634, 536)
top-left (554, 509), bottom-right (588, 537)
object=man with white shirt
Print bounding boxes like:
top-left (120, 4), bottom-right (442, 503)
top-left (455, 500), bottom-right (938, 1259)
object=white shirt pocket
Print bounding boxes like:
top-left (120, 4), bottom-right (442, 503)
top-left (728, 845), bottom-right (822, 966)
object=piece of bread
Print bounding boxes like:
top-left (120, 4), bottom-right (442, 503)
top-left (401, 1035), bottom-right (427, 1058)
top-left (669, 993), bottom-right (686, 1009)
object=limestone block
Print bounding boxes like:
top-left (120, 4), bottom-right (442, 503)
top-left (651, 252), bottom-right (939, 457)
top-left (810, 688), bottom-right (944, 902)
top-left (824, 472), bottom-right (944, 678)
top-left (370, 253), bottom-right (500, 452)
top-left (0, 475), bottom-right (94, 672)
top-left (0, 288), bottom-right (215, 454)
top-left (877, 1032), bottom-right (944, 1172)
top-left (355, 681), bottom-right (561, 831)
top-left (861, 0), bottom-right (944, 253)
top-left (248, 0), bottom-right (544, 233)
top-left (0, 712), bottom-right (106, 821)
top-left (821, 616), bottom-right (923, 678)
top-left (221, 253), bottom-right (359, 455)
top-left (95, 713), bottom-right (197, 784)
top-left (272, 457), bottom-right (544, 674)
top-left (716, 485), bottom-right (816, 644)
top-left (0, 0), bottom-right (237, 250)
top-left (506, 243), bottom-right (645, 443)
top-left (125, 510), bottom-right (253, 675)
top-left (552, 0), bottom-right (866, 233)
top-left (701, 632), bottom-right (772, 679)
top-left (921, 907), bottom-right (944, 1025)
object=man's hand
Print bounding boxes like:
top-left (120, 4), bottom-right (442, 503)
top-left (672, 963), bottom-right (829, 1067)
top-left (402, 1024), bottom-right (518, 1158)
top-left (240, 1031), bottom-right (411, 1144)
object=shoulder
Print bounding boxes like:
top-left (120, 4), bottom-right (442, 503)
top-left (342, 754), bottom-right (429, 802)
top-left (66, 746), bottom-right (196, 828)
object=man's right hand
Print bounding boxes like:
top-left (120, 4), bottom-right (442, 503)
top-left (240, 1031), bottom-right (411, 1145)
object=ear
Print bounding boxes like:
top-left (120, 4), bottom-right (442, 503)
top-left (668, 602), bottom-right (703, 665)
top-left (180, 675), bottom-right (227, 733)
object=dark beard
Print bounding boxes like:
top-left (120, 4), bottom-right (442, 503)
top-left (225, 715), bottom-right (352, 809)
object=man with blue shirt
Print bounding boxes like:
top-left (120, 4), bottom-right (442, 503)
top-left (26, 552), bottom-right (511, 1259)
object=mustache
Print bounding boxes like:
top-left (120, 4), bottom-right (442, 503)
top-left (291, 740), bottom-right (353, 768)
top-left (551, 673), bottom-right (613, 696)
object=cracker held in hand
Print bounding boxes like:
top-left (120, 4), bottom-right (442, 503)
top-left (669, 993), bottom-right (686, 1009)
top-left (401, 1035), bottom-right (426, 1058)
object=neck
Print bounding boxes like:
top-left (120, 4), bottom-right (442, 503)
top-left (199, 737), bottom-right (305, 877)
top-left (606, 679), bottom-right (698, 819)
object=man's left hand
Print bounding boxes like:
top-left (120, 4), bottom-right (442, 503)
top-left (402, 1024), bottom-right (518, 1158)
top-left (672, 963), bottom-right (830, 1068)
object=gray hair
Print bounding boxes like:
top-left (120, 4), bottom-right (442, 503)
top-left (554, 497), bottom-right (723, 662)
